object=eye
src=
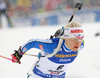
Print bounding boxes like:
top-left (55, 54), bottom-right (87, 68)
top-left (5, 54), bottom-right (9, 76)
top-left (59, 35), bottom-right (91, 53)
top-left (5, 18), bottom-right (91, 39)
top-left (80, 38), bottom-right (83, 41)
top-left (74, 39), bottom-right (77, 41)
top-left (72, 38), bottom-right (78, 42)
top-left (73, 38), bottom-right (83, 42)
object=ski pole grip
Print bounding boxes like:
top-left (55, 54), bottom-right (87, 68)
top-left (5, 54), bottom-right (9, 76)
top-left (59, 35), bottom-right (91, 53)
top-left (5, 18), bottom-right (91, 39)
top-left (75, 3), bottom-right (83, 10)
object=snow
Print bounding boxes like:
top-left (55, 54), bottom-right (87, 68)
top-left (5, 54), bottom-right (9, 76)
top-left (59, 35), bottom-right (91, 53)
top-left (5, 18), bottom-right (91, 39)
top-left (0, 22), bottom-right (100, 78)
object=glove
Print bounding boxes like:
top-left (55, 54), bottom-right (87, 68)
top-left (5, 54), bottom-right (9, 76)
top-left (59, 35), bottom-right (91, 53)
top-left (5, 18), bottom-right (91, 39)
top-left (11, 47), bottom-right (23, 64)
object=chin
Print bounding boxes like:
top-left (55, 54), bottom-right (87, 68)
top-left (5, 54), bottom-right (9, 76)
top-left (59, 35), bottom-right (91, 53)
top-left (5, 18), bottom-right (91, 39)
top-left (72, 49), bottom-right (78, 52)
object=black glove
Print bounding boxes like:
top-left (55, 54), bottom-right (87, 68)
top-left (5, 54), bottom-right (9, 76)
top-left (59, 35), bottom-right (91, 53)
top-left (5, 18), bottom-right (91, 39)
top-left (11, 47), bottom-right (22, 64)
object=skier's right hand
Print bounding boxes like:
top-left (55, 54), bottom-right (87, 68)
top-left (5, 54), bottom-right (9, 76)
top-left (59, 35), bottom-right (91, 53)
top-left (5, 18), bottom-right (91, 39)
top-left (11, 47), bottom-right (22, 64)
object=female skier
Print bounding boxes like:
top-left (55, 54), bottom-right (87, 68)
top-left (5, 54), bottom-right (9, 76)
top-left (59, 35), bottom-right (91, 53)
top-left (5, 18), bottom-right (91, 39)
top-left (11, 21), bottom-right (84, 78)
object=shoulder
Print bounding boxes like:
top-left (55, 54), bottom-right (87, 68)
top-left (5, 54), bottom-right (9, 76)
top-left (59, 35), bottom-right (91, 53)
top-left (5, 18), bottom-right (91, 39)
top-left (27, 38), bottom-right (53, 43)
top-left (26, 38), bottom-right (60, 44)
top-left (50, 38), bottom-right (60, 43)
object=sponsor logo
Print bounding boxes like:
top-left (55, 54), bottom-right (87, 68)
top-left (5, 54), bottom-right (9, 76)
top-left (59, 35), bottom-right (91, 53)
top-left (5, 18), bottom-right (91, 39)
top-left (55, 54), bottom-right (77, 58)
top-left (49, 70), bottom-right (63, 75)
top-left (36, 71), bottom-right (51, 77)
top-left (59, 59), bottom-right (71, 62)
top-left (70, 29), bottom-right (83, 33)
top-left (48, 65), bottom-right (64, 75)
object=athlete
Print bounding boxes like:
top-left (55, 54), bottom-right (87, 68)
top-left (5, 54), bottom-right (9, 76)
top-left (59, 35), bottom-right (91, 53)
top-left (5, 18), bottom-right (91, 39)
top-left (11, 21), bottom-right (84, 78)
top-left (0, 0), bottom-right (13, 28)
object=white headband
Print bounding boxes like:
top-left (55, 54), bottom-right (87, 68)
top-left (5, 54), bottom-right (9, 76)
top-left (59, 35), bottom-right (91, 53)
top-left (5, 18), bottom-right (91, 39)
top-left (64, 27), bottom-right (84, 39)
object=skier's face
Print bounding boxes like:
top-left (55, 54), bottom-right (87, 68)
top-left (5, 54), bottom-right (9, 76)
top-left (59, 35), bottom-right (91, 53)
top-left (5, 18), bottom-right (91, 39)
top-left (65, 38), bottom-right (83, 51)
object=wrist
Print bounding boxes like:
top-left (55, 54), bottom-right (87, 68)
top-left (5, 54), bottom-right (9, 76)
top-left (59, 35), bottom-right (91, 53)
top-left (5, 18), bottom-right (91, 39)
top-left (18, 46), bottom-right (24, 55)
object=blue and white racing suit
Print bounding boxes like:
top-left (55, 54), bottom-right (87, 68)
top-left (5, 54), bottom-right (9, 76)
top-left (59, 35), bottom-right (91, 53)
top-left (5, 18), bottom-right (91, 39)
top-left (20, 38), bottom-right (84, 78)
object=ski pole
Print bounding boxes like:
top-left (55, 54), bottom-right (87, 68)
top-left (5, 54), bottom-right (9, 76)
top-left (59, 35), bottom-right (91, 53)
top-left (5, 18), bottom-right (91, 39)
top-left (27, 58), bottom-right (39, 78)
top-left (68, 3), bottom-right (83, 22)
top-left (24, 53), bottom-right (38, 57)
top-left (24, 52), bottom-right (45, 57)
top-left (0, 55), bottom-right (12, 61)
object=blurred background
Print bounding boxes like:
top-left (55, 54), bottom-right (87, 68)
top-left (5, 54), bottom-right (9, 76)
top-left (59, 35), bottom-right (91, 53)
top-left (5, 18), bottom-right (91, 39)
top-left (0, 0), bottom-right (100, 78)
top-left (0, 0), bottom-right (100, 28)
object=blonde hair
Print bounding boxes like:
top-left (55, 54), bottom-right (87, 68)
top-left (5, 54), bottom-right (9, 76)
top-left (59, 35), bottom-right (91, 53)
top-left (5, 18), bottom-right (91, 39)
top-left (65, 21), bottom-right (82, 28)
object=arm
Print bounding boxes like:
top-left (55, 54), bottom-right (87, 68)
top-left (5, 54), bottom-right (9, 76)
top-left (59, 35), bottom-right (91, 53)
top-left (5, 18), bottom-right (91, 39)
top-left (21, 38), bottom-right (58, 54)
top-left (11, 38), bottom-right (59, 63)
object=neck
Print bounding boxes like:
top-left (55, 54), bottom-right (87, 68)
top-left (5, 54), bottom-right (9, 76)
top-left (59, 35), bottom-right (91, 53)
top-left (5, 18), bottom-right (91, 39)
top-left (64, 42), bottom-right (72, 51)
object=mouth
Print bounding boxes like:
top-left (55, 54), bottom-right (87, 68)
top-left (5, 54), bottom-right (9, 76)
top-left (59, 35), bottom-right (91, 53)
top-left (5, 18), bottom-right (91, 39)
top-left (74, 46), bottom-right (79, 49)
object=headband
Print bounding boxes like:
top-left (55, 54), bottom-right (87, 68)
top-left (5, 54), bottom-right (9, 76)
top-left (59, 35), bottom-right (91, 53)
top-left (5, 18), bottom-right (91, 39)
top-left (64, 27), bottom-right (84, 39)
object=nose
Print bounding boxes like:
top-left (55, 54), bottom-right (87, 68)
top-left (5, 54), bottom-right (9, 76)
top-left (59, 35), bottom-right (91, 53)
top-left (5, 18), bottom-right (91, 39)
top-left (76, 41), bottom-right (82, 45)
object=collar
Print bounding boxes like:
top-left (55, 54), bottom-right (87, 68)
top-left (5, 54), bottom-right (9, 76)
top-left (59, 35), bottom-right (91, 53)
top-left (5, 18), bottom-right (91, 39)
top-left (63, 42), bottom-right (72, 52)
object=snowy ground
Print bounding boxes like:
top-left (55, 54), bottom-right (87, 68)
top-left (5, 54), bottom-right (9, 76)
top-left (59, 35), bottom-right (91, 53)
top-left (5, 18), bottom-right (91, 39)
top-left (0, 21), bottom-right (100, 78)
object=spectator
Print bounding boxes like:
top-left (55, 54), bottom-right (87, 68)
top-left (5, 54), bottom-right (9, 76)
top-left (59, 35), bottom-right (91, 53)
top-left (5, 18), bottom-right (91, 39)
top-left (0, 0), bottom-right (13, 28)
